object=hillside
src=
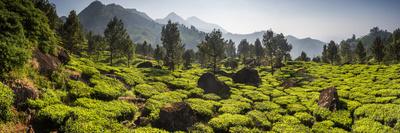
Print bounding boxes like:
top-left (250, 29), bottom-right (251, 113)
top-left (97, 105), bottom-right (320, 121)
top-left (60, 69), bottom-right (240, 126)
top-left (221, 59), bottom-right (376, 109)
top-left (78, 1), bottom-right (205, 50)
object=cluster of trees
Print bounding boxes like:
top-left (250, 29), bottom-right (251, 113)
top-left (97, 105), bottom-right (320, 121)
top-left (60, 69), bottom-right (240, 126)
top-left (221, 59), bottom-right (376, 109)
top-left (298, 27), bottom-right (400, 65)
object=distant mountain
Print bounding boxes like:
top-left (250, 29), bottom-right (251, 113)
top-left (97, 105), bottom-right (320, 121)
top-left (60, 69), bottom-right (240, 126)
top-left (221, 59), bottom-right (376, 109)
top-left (223, 31), bottom-right (325, 57)
top-left (78, 1), bottom-right (205, 50)
top-left (156, 12), bottom-right (227, 33)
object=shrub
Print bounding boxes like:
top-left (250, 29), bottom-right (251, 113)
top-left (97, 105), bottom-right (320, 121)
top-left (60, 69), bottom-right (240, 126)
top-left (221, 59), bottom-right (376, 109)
top-left (90, 75), bottom-right (125, 100)
top-left (253, 101), bottom-right (281, 111)
top-left (144, 91), bottom-right (187, 120)
top-left (73, 98), bottom-right (138, 120)
top-left (67, 80), bottom-right (93, 99)
top-left (352, 118), bottom-right (397, 133)
top-left (186, 98), bottom-right (219, 118)
top-left (329, 110), bottom-right (352, 129)
top-left (190, 123), bottom-right (214, 133)
top-left (246, 110), bottom-right (271, 129)
top-left (208, 113), bottom-right (253, 131)
top-left (132, 127), bottom-right (169, 133)
top-left (134, 83), bottom-right (169, 98)
top-left (354, 104), bottom-right (400, 127)
top-left (287, 103), bottom-right (308, 113)
top-left (218, 99), bottom-right (251, 114)
top-left (294, 112), bottom-right (315, 126)
top-left (0, 83), bottom-right (14, 122)
top-left (271, 115), bottom-right (310, 132)
top-left (36, 104), bottom-right (73, 126)
top-left (273, 95), bottom-right (298, 105)
top-left (229, 126), bottom-right (263, 133)
top-left (28, 89), bottom-right (66, 109)
top-left (202, 93), bottom-right (222, 101)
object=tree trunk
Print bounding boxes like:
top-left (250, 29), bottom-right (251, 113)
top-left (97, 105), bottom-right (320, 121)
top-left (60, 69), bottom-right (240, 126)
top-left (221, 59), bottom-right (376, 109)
top-left (110, 49), bottom-right (113, 66)
top-left (213, 56), bottom-right (217, 74)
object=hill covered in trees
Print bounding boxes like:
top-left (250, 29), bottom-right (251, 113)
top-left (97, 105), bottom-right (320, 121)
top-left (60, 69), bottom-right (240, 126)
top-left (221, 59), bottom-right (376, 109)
top-left (1, 0), bottom-right (400, 132)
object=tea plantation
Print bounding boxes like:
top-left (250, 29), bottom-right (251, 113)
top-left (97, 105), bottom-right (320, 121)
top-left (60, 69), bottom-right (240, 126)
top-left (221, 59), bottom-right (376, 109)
top-left (2, 56), bottom-right (399, 132)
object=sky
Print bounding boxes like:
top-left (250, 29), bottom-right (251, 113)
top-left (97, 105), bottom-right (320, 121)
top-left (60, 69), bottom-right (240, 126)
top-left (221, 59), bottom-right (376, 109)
top-left (50, 0), bottom-right (400, 42)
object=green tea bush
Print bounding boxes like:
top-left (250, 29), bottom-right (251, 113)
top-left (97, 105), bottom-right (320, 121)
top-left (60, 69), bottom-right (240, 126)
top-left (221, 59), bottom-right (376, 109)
top-left (229, 126), bottom-right (263, 133)
top-left (287, 103), bottom-right (308, 114)
top-left (352, 118), bottom-right (397, 133)
top-left (73, 98), bottom-right (138, 120)
top-left (186, 98), bottom-right (219, 118)
top-left (246, 110), bottom-right (271, 129)
top-left (218, 99), bottom-right (251, 114)
top-left (202, 93), bottom-right (222, 101)
top-left (271, 115), bottom-right (310, 132)
top-left (208, 113), bottom-right (253, 131)
top-left (0, 83), bottom-right (14, 122)
top-left (253, 101), bottom-right (281, 111)
top-left (273, 95), bottom-right (298, 105)
top-left (354, 104), bottom-right (400, 127)
top-left (144, 91), bottom-right (188, 120)
top-left (294, 112), bottom-right (315, 126)
top-left (116, 69), bottom-right (145, 86)
top-left (134, 83), bottom-right (168, 98)
top-left (265, 110), bottom-right (283, 123)
top-left (67, 80), bottom-right (93, 99)
top-left (132, 127), bottom-right (169, 133)
top-left (28, 89), bottom-right (67, 109)
top-left (36, 104), bottom-right (73, 126)
top-left (90, 75), bottom-right (125, 100)
top-left (329, 110), bottom-right (352, 129)
top-left (190, 123), bottom-right (214, 133)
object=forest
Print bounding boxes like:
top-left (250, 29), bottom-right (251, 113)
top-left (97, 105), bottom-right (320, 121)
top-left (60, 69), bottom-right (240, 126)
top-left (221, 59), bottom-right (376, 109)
top-left (1, 0), bottom-right (400, 132)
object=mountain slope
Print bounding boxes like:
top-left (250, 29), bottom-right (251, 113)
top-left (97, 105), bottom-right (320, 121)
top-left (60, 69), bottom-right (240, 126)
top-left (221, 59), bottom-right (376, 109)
top-left (78, 1), bottom-right (205, 50)
top-left (156, 13), bottom-right (227, 33)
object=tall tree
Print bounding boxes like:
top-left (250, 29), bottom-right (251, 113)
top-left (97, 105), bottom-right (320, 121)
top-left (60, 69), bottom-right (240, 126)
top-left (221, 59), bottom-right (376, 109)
top-left (161, 20), bottom-right (184, 70)
top-left (385, 28), bottom-right (400, 63)
top-left (153, 44), bottom-right (165, 65)
top-left (296, 51), bottom-right (310, 61)
top-left (321, 45), bottom-right (329, 63)
top-left (326, 41), bottom-right (340, 64)
top-left (225, 39), bottom-right (236, 58)
top-left (182, 49), bottom-right (195, 69)
top-left (263, 31), bottom-right (292, 69)
top-left (62, 10), bottom-right (86, 56)
top-left (104, 17), bottom-right (132, 66)
top-left (201, 29), bottom-right (226, 73)
top-left (33, 0), bottom-right (61, 31)
top-left (197, 41), bottom-right (209, 68)
top-left (355, 41), bottom-right (366, 64)
top-left (340, 41), bottom-right (352, 64)
top-left (238, 39), bottom-right (251, 63)
top-left (263, 30), bottom-right (274, 66)
top-left (254, 38), bottom-right (264, 64)
top-left (87, 32), bottom-right (107, 62)
top-left (371, 36), bottom-right (385, 63)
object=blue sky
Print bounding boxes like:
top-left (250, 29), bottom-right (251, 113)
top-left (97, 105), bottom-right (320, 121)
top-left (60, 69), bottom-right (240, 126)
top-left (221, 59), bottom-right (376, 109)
top-left (50, 0), bottom-right (400, 42)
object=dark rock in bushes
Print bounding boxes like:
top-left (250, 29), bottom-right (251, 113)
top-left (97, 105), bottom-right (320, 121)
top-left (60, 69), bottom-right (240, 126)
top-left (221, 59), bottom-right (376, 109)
top-left (155, 102), bottom-right (196, 131)
top-left (11, 80), bottom-right (39, 110)
top-left (33, 49), bottom-right (61, 75)
top-left (232, 67), bottom-right (261, 87)
top-left (318, 87), bottom-right (339, 111)
top-left (57, 48), bottom-right (70, 64)
top-left (198, 73), bottom-right (231, 98)
top-left (137, 61), bottom-right (153, 68)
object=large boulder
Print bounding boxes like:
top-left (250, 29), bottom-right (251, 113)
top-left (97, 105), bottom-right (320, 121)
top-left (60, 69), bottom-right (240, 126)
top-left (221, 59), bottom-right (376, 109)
top-left (33, 50), bottom-right (61, 75)
top-left (197, 73), bottom-right (231, 98)
top-left (57, 48), bottom-right (70, 64)
top-left (11, 79), bottom-right (39, 110)
top-left (318, 87), bottom-right (339, 111)
top-left (136, 61), bottom-right (153, 68)
top-left (232, 67), bottom-right (261, 87)
top-left (155, 102), bottom-right (196, 131)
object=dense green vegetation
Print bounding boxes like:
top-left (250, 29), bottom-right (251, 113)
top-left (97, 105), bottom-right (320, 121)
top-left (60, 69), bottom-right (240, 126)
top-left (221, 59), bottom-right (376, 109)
top-left (1, 0), bottom-right (400, 132)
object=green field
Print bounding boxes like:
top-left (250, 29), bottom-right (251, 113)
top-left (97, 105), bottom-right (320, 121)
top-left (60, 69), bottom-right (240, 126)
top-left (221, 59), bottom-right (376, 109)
top-left (2, 56), bottom-right (399, 132)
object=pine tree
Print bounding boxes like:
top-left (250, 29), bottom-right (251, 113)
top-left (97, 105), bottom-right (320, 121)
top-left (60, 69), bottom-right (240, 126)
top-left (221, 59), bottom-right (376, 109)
top-left (62, 10), bottom-right (86, 56)
top-left (263, 32), bottom-right (292, 69)
top-left (201, 29), bottom-right (226, 73)
top-left (153, 44), bottom-right (165, 65)
top-left (87, 32), bottom-right (107, 62)
top-left (321, 45), bottom-right (329, 63)
top-left (355, 41), bottom-right (367, 64)
top-left (254, 38), bottom-right (264, 64)
top-left (312, 56), bottom-right (321, 62)
top-left (197, 41), bottom-right (209, 68)
top-left (182, 49), bottom-right (195, 69)
top-left (263, 30), bottom-right (274, 66)
top-left (326, 41), bottom-right (340, 64)
top-left (385, 28), bottom-right (400, 63)
top-left (225, 39), bottom-right (236, 58)
top-left (238, 39), bottom-right (250, 63)
top-left (33, 0), bottom-right (61, 31)
top-left (104, 17), bottom-right (133, 66)
top-left (161, 20), bottom-right (184, 71)
top-left (340, 41), bottom-right (352, 64)
top-left (371, 36), bottom-right (385, 63)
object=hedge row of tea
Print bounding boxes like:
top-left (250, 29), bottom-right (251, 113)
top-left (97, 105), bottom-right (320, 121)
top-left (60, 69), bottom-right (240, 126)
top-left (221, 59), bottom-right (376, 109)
top-left (1, 57), bottom-right (400, 132)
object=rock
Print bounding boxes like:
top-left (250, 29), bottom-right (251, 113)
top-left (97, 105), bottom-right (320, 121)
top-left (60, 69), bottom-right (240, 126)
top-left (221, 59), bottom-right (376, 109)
top-left (197, 73), bottom-right (231, 98)
top-left (318, 87), bottom-right (339, 111)
top-left (34, 50), bottom-right (61, 75)
top-left (281, 78), bottom-right (298, 88)
top-left (11, 79), bottom-right (39, 110)
top-left (232, 67), bottom-right (261, 87)
top-left (155, 102), bottom-right (196, 131)
top-left (57, 49), bottom-right (70, 64)
top-left (137, 61), bottom-right (153, 68)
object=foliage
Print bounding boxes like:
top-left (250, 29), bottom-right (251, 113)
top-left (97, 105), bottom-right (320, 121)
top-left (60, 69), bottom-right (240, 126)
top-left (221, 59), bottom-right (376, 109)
top-left (161, 20), bottom-right (184, 70)
top-left (208, 113), bottom-right (253, 131)
top-left (0, 83), bottom-right (14, 122)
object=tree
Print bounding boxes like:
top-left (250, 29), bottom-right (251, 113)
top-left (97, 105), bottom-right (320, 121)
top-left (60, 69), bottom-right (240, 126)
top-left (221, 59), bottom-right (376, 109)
top-left (33, 0), bottom-right (61, 31)
top-left (104, 17), bottom-right (133, 66)
top-left (340, 41), bottom-right (352, 64)
top-left (326, 41), bottom-right (340, 64)
top-left (182, 49), bottom-right (195, 69)
top-left (321, 45), bottom-right (329, 63)
top-left (197, 41), bottom-right (209, 68)
top-left (384, 28), bottom-right (400, 63)
top-left (355, 41), bottom-right (366, 64)
top-left (238, 39), bottom-right (251, 63)
top-left (87, 32), bottom-right (107, 62)
top-left (263, 31), bottom-right (292, 69)
top-left (161, 20), bottom-right (184, 71)
top-left (371, 36), bottom-right (385, 63)
top-left (225, 39), bottom-right (236, 58)
top-left (296, 51), bottom-right (310, 61)
top-left (62, 10), bottom-right (87, 56)
top-left (153, 44), bottom-right (165, 65)
top-left (312, 56), bottom-right (321, 62)
top-left (254, 38), bottom-right (264, 64)
top-left (201, 29), bottom-right (226, 73)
